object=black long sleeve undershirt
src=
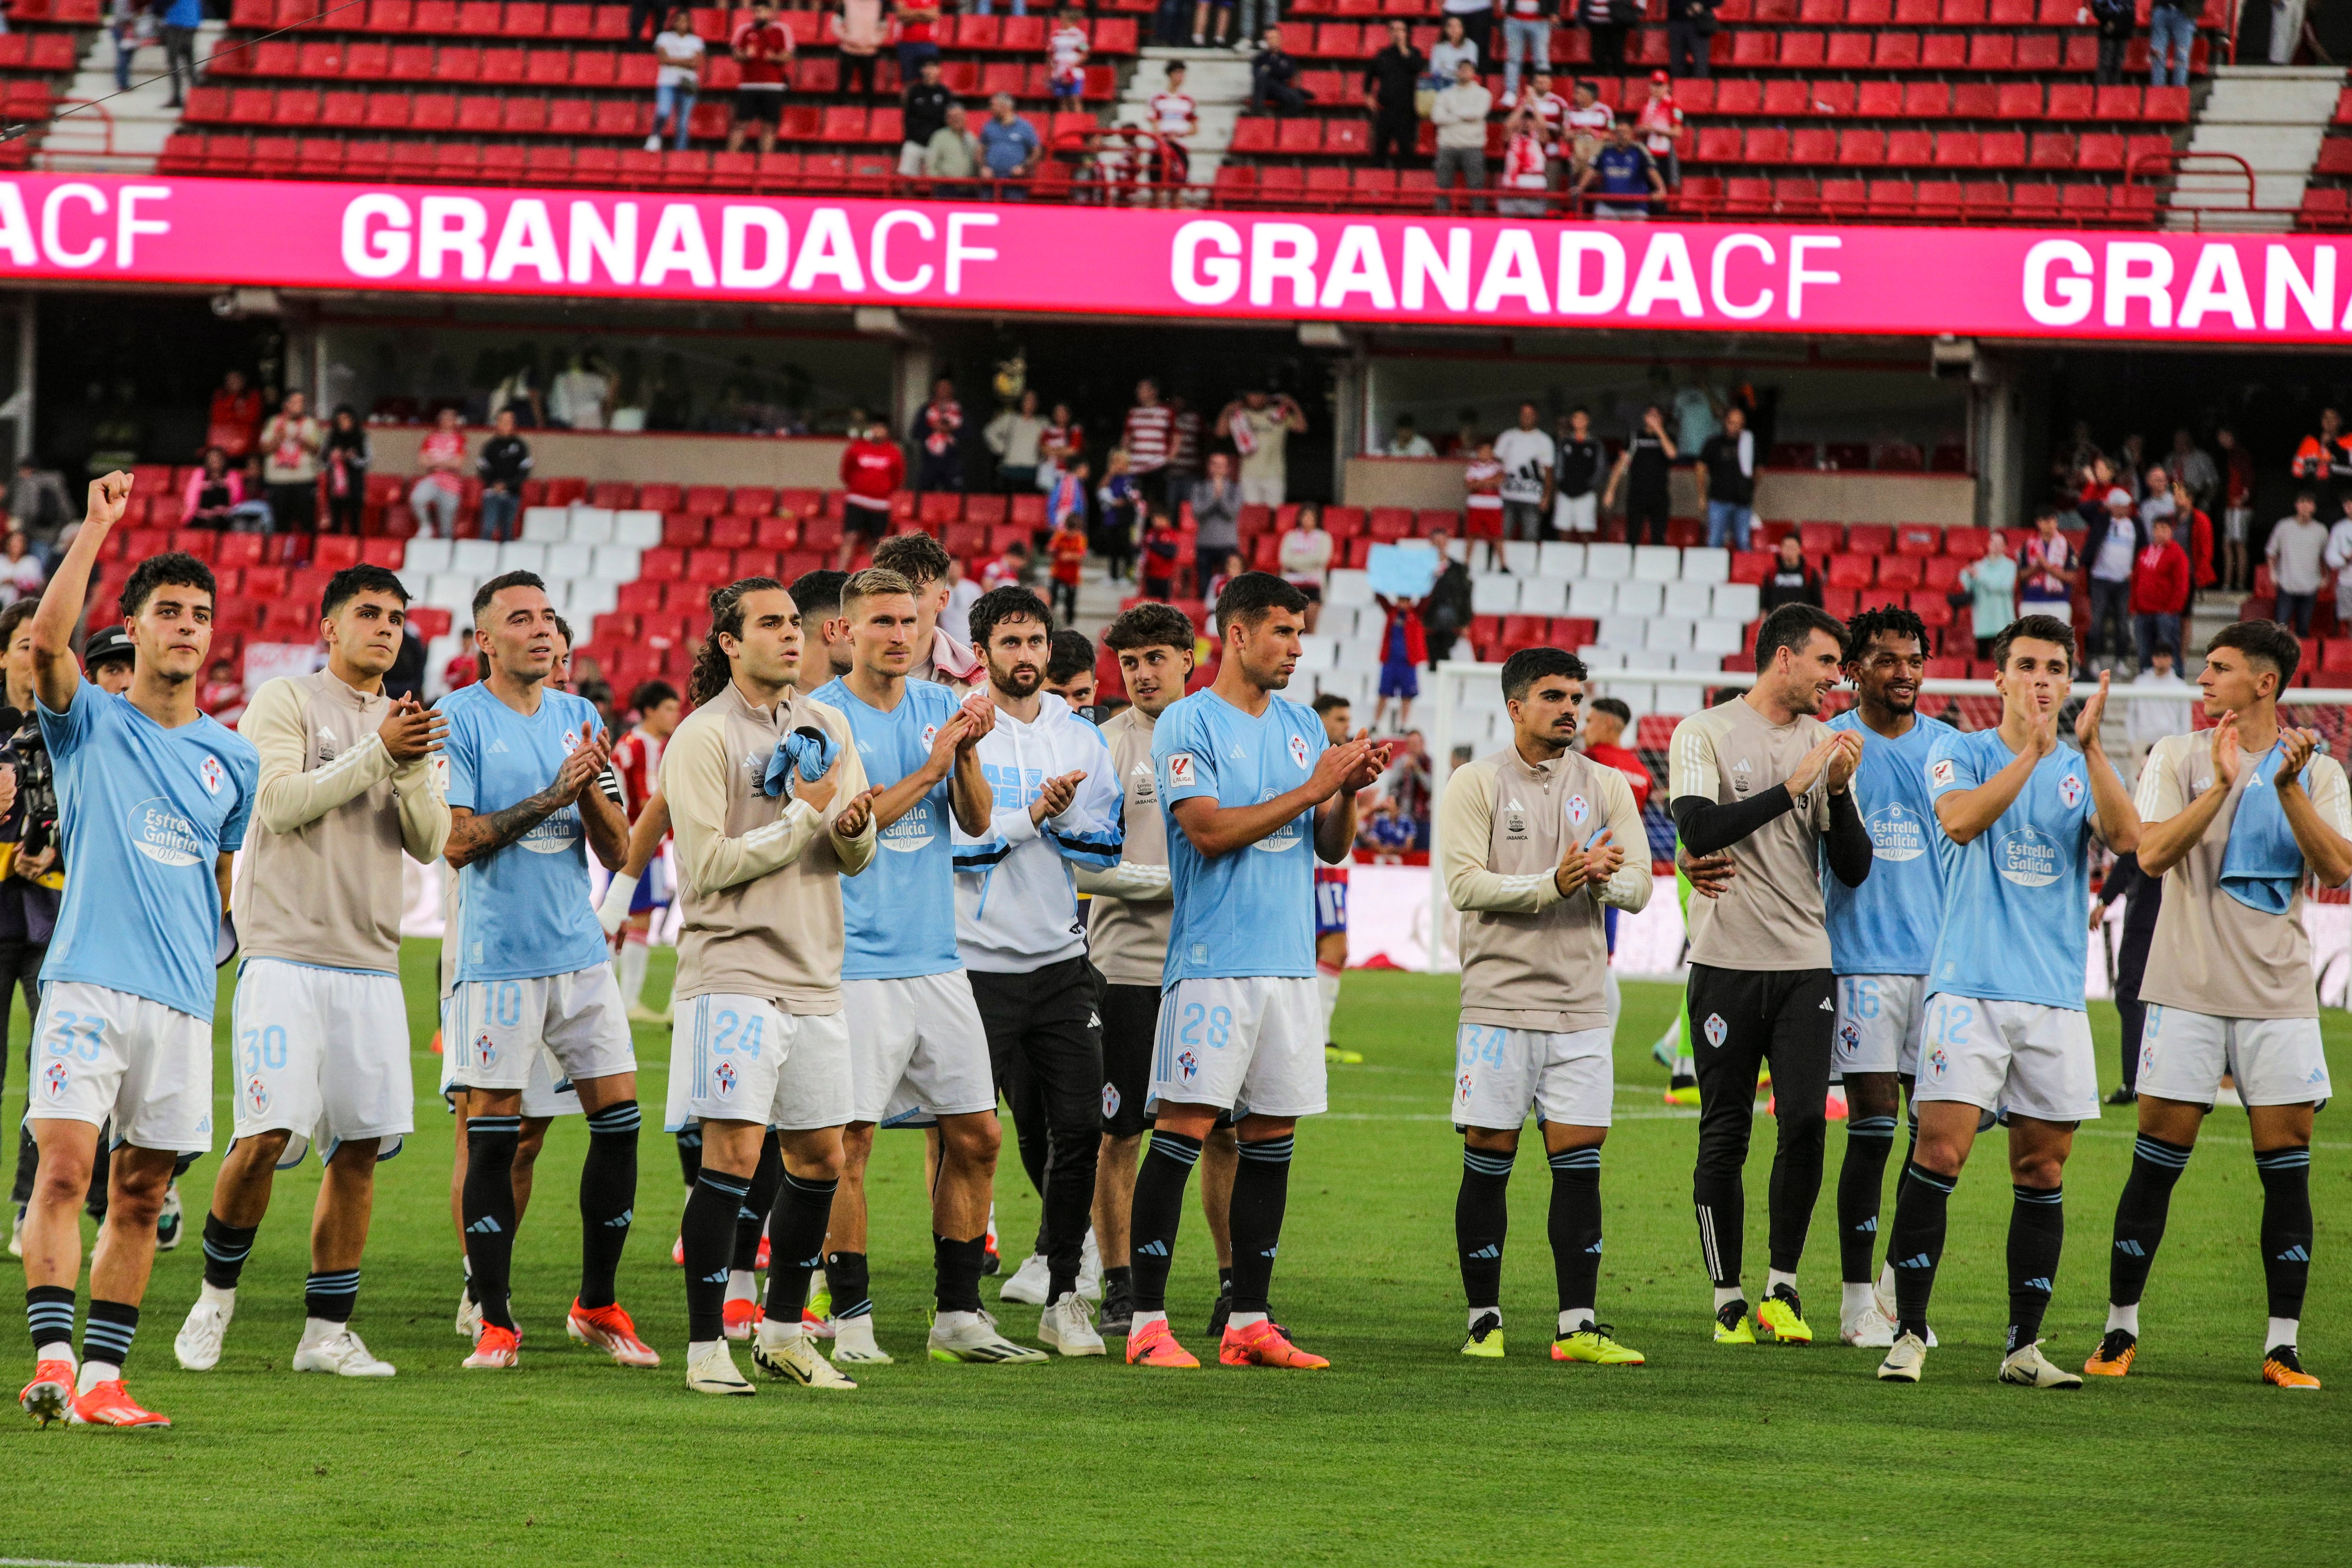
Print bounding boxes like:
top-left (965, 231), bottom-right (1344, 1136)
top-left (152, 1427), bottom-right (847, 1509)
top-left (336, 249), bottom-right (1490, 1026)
top-left (1672, 786), bottom-right (1873, 887)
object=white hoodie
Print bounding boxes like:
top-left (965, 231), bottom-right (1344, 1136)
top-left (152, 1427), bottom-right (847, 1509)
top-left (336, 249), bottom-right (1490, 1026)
top-left (952, 690), bottom-right (1124, 973)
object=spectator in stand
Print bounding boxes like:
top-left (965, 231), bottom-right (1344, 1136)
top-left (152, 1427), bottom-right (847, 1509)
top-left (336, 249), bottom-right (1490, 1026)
top-left (647, 9), bottom-right (705, 150)
top-left (1422, 528), bottom-right (1472, 662)
top-left (1666, 0), bottom-right (1717, 76)
top-left (1760, 533), bottom-right (1823, 611)
top-left (986, 388), bottom-right (1048, 492)
top-left (1048, 8), bottom-right (1089, 108)
top-left (1493, 401), bottom-right (1555, 544)
top-left (1462, 436), bottom-right (1505, 569)
top-left (2086, 0), bottom-right (2136, 87)
top-left (1139, 510), bottom-right (1180, 600)
top-left (1603, 401), bottom-right (1674, 545)
top-left (1694, 404), bottom-right (1756, 551)
top-left (320, 406), bottom-right (370, 536)
top-left (1441, 407), bottom-right (1481, 456)
top-left (1522, 69), bottom-right (1568, 160)
top-left (894, 0), bottom-right (942, 81)
top-left (1041, 400), bottom-right (1083, 482)
top-left (1203, 550), bottom-right (1245, 607)
top-left (158, 0), bottom-right (199, 108)
top-left (1372, 589), bottom-right (1429, 731)
top-left (1552, 406), bottom-right (1602, 535)
top-left (2147, 0), bottom-right (2195, 85)
top-left (2126, 648), bottom-right (2191, 758)
top-left (727, 1), bottom-right (794, 155)
top-left (1635, 71), bottom-right (1686, 189)
top-left (1581, 0), bottom-right (1639, 71)
top-left (1149, 61), bottom-right (1197, 182)
top-left (1189, 451), bottom-right (1242, 584)
top-left (259, 390), bottom-right (322, 535)
top-left (2291, 404), bottom-right (2352, 505)
top-left (1363, 20), bottom-right (1423, 170)
top-left (182, 447), bottom-right (245, 531)
top-left (2139, 463), bottom-right (2176, 534)
top-left (1188, 0), bottom-right (1231, 48)
top-left (899, 56), bottom-right (952, 174)
top-left (1249, 24), bottom-right (1310, 113)
top-left (1048, 453), bottom-right (1090, 541)
top-left (199, 658), bottom-right (246, 727)
top-left (2216, 424), bottom-right (2254, 590)
top-left (2168, 427), bottom-right (2217, 512)
top-left (1220, 386), bottom-right (1306, 509)
top-left (1166, 394), bottom-right (1203, 495)
top-left (835, 0), bottom-right (886, 101)
top-left (1094, 450), bottom-right (1138, 578)
top-left (913, 376), bottom-right (965, 492)
top-left (2018, 504), bottom-right (2078, 616)
top-left (2086, 485), bottom-right (2144, 667)
top-left (2132, 513), bottom-right (2191, 671)
top-left (109, 0), bottom-right (145, 94)
top-left (923, 100), bottom-right (981, 179)
top-left (1279, 502), bottom-right (1335, 630)
top-left (0, 533), bottom-right (41, 607)
top-left (1579, 697), bottom-right (1650, 808)
top-left (837, 416), bottom-right (905, 567)
top-left (986, 536), bottom-right (1035, 591)
top-left (1581, 111), bottom-right (1665, 217)
top-left (1562, 78), bottom-right (1610, 183)
top-left (206, 368), bottom-right (263, 461)
top-left (1496, 104), bottom-right (1552, 215)
top-left (1498, 0), bottom-right (1554, 103)
top-left (1430, 57), bottom-right (1492, 214)
top-left (2327, 493), bottom-right (2352, 631)
top-left (1384, 412), bottom-right (1435, 457)
top-left (1439, 0), bottom-right (1493, 65)
top-left (942, 556), bottom-right (981, 643)
top-left (1427, 15), bottom-right (1478, 91)
top-left (2169, 475), bottom-right (2213, 589)
top-left (1123, 378), bottom-right (1174, 510)
top-left (979, 91), bottom-right (1043, 197)
top-left (1046, 511), bottom-right (1087, 623)
top-left (406, 405), bottom-right (466, 539)
top-left (1959, 528), bottom-right (2016, 660)
top-left (2269, 490), bottom-right (2328, 635)
top-left (476, 408), bottom-right (532, 544)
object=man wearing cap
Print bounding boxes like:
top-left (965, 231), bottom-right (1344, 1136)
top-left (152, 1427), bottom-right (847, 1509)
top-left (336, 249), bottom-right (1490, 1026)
top-left (1634, 72), bottom-right (1685, 190)
top-left (2086, 485), bottom-right (2145, 670)
top-left (84, 627), bottom-right (136, 695)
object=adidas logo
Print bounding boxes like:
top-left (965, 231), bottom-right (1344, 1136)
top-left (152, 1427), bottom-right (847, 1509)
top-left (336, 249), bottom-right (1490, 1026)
top-left (465, 1217), bottom-right (503, 1235)
top-left (1853, 1217), bottom-right (1878, 1233)
top-left (1504, 797), bottom-right (1525, 812)
top-left (2021, 1276), bottom-right (2052, 1294)
top-left (1088, 1013), bottom-right (1102, 1029)
top-left (1893, 1252), bottom-right (1932, 1270)
top-left (1584, 1240), bottom-right (1604, 1254)
top-left (2114, 1239), bottom-right (2146, 1257)
top-left (2277, 1244), bottom-right (2312, 1263)
top-left (699, 1269), bottom-right (731, 1284)
top-left (1468, 1244), bottom-right (1501, 1260)
top-left (1258, 1245), bottom-right (1279, 1258)
top-left (1820, 998), bottom-right (1834, 1011)
top-left (1733, 759), bottom-right (1753, 773)
top-left (1136, 1240), bottom-right (1169, 1257)
top-left (487, 738), bottom-right (510, 754)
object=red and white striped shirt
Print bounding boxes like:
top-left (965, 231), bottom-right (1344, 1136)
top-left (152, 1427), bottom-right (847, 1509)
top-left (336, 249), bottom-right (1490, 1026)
top-left (1123, 403), bottom-right (1172, 473)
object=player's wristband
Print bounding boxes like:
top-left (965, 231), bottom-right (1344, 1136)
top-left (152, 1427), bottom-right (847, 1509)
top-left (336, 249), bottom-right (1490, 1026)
top-left (596, 873), bottom-right (640, 936)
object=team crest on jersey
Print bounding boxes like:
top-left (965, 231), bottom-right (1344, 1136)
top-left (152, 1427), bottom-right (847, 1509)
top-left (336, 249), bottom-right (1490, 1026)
top-left (1925, 1046), bottom-right (1948, 1078)
top-left (2058, 772), bottom-right (2083, 808)
top-left (245, 1075), bottom-right (269, 1114)
top-left (199, 755), bottom-right (223, 794)
top-left (1102, 1083), bottom-right (1120, 1118)
top-left (1839, 1021), bottom-right (1860, 1051)
top-left (1289, 734), bottom-right (1310, 769)
top-left (41, 1061), bottom-right (67, 1100)
top-left (1702, 1013), bottom-right (1727, 1048)
top-left (1457, 1072), bottom-right (1473, 1099)
top-left (1168, 752), bottom-right (1196, 787)
top-left (474, 1033), bottom-right (496, 1068)
top-left (921, 724), bottom-right (940, 749)
top-left (1177, 1049), bottom-right (1199, 1080)
top-left (714, 1061), bottom-right (736, 1096)
top-left (1565, 793), bottom-right (1589, 828)
top-left (1929, 758), bottom-right (1956, 788)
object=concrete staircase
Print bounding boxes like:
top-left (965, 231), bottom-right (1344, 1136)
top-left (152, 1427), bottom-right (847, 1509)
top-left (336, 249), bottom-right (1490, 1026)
top-left (37, 19), bottom-right (221, 172)
top-left (1112, 44), bottom-right (1255, 187)
top-left (2167, 63), bottom-right (2345, 231)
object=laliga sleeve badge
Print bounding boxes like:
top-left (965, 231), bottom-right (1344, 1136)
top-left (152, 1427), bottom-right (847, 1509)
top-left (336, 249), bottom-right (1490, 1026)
top-left (1168, 752), bottom-right (1196, 788)
top-left (1929, 758), bottom-right (1955, 789)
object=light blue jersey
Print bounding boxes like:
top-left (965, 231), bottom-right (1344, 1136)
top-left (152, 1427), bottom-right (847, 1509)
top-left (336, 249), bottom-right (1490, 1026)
top-left (1153, 688), bottom-right (1327, 988)
top-left (39, 680), bottom-right (257, 1022)
top-left (440, 680), bottom-right (610, 983)
top-left (813, 675), bottom-right (962, 980)
top-left (1925, 726), bottom-right (2118, 1011)
top-left (1823, 710), bottom-right (1955, 977)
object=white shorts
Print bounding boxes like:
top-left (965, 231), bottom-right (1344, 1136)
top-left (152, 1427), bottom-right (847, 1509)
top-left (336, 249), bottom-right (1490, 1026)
top-left (1238, 475), bottom-right (1285, 509)
top-left (1834, 974), bottom-right (1927, 1078)
top-left (2138, 1006), bottom-right (2333, 1108)
top-left (1452, 1022), bottom-right (1612, 1131)
top-left (1554, 491), bottom-right (1598, 534)
top-left (666, 994), bottom-right (855, 1132)
top-left (442, 965), bottom-right (636, 1095)
top-left (1151, 976), bottom-right (1327, 1119)
top-left (1915, 994), bottom-right (2101, 1125)
top-left (25, 982), bottom-right (213, 1155)
top-left (842, 971), bottom-right (996, 1127)
top-left (231, 958), bottom-right (413, 1166)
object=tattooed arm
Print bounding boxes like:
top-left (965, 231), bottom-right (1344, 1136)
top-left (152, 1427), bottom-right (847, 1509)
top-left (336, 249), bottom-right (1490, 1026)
top-left (443, 728), bottom-right (607, 870)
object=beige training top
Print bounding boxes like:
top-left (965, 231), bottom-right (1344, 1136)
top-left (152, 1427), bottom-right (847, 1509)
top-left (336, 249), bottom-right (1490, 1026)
top-left (1086, 704), bottom-right (1174, 986)
top-left (232, 669), bottom-right (450, 974)
top-left (1667, 697), bottom-right (1835, 971)
top-left (1442, 745), bottom-right (1652, 1034)
top-left (662, 681), bottom-right (877, 1012)
top-left (2135, 731), bottom-right (2350, 1020)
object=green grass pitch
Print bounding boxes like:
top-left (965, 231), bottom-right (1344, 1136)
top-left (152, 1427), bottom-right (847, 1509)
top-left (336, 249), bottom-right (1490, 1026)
top-left (3, 949), bottom-right (2349, 1566)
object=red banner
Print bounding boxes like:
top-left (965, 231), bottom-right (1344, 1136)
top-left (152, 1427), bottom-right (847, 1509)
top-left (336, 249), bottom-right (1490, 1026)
top-left (2, 173), bottom-right (2346, 343)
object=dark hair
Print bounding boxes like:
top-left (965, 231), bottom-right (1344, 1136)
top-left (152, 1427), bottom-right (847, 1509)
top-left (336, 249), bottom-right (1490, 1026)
top-left (872, 531), bottom-right (951, 587)
top-left (470, 568), bottom-right (546, 626)
top-left (968, 584), bottom-right (1053, 649)
top-left (1843, 603), bottom-right (1929, 664)
top-left (0, 597), bottom-right (35, 651)
top-left (1755, 602), bottom-right (1847, 666)
top-left (631, 679), bottom-right (680, 713)
top-left (1047, 629), bottom-right (1094, 686)
top-left (1500, 646), bottom-right (1587, 704)
top-left (1104, 602), bottom-right (1194, 653)
top-left (552, 612), bottom-right (573, 648)
top-left (1213, 570), bottom-right (1308, 635)
top-left (1311, 691), bottom-right (1352, 715)
top-left (2297, 488), bottom-right (2319, 506)
top-left (788, 567), bottom-right (849, 622)
top-left (1588, 695), bottom-right (1632, 724)
top-left (2206, 618), bottom-right (2300, 685)
top-left (1990, 612), bottom-right (2076, 671)
top-left (121, 551), bottom-right (217, 621)
top-left (689, 576), bottom-right (785, 707)
top-left (320, 563), bottom-right (410, 622)
top-left (2034, 505), bottom-right (2061, 523)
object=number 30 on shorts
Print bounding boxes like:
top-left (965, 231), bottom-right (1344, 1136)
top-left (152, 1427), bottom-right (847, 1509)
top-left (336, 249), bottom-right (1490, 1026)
top-left (238, 1026), bottom-right (288, 1074)
top-left (1178, 1002), bottom-right (1233, 1051)
top-left (44, 1011), bottom-right (103, 1062)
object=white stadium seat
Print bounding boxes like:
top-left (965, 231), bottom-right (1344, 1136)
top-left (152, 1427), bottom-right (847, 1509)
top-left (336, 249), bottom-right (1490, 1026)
top-left (1295, 633), bottom-right (1338, 669)
top-left (591, 546), bottom-right (643, 581)
top-left (1662, 580), bottom-right (1715, 617)
top-left (1632, 545), bottom-right (1682, 582)
top-left (1683, 547), bottom-right (1731, 584)
top-left (450, 539), bottom-right (499, 576)
top-left (612, 510), bottom-right (663, 547)
top-left (520, 506), bottom-right (569, 543)
top-left (1567, 579), bottom-right (1616, 616)
top-left (542, 543), bottom-right (593, 581)
top-left (425, 572), bottom-right (474, 613)
top-left (1470, 575), bottom-right (1520, 615)
top-left (1576, 645), bottom-right (1624, 667)
top-left (1693, 618), bottom-right (1747, 654)
top-left (1326, 569), bottom-right (1373, 606)
top-left (1500, 540), bottom-right (1539, 575)
top-left (1645, 617), bottom-right (1694, 651)
top-left (496, 542), bottom-right (546, 576)
top-left (1584, 542), bottom-right (1633, 579)
top-left (566, 578), bottom-right (619, 619)
top-left (1538, 541), bottom-right (1585, 578)
top-left (402, 538), bottom-right (453, 575)
top-left (1517, 576), bottom-right (1568, 614)
top-left (1614, 580), bottom-right (1665, 617)
top-left (1597, 615), bottom-right (1647, 649)
top-left (564, 506), bottom-right (615, 544)
top-left (1711, 582), bottom-right (1761, 622)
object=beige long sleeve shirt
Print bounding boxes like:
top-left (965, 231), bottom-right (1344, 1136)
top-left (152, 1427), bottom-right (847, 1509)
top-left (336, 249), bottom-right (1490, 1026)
top-left (663, 681), bottom-right (876, 1013)
top-left (231, 669), bottom-right (450, 974)
top-left (1082, 704), bottom-right (1174, 987)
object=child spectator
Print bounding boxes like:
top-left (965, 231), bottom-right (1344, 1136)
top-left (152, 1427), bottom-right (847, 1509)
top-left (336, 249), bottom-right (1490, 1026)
top-left (1371, 590), bottom-right (1428, 730)
top-left (1047, 513), bottom-right (1088, 622)
top-left (727, 0), bottom-right (794, 156)
top-left (1140, 510), bottom-right (1181, 599)
top-left (983, 537), bottom-right (1032, 591)
top-left (407, 406), bottom-right (467, 539)
top-left (1203, 549), bottom-right (1246, 608)
top-left (914, 375), bottom-right (964, 491)
top-left (1049, 455), bottom-right (1090, 540)
top-left (1462, 436), bottom-right (1505, 570)
top-left (834, 0), bottom-right (886, 100)
top-left (1048, 8), bottom-right (1089, 108)
top-left (648, 8), bottom-right (705, 151)
top-left (1094, 449), bottom-right (1137, 580)
top-left (1148, 60), bottom-right (1196, 182)
top-left (1041, 400), bottom-right (1084, 479)
top-left (322, 406), bottom-right (370, 535)
top-left (182, 446), bottom-right (245, 530)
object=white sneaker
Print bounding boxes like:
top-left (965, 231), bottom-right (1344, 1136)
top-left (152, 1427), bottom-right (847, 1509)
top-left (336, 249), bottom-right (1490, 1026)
top-left (999, 1251), bottom-right (1052, 1305)
top-left (1037, 1292), bottom-right (1105, 1357)
top-left (293, 1326), bottom-right (396, 1378)
top-left (6, 1204), bottom-right (21, 1259)
top-left (1839, 1308), bottom-right (1895, 1349)
top-left (929, 1308), bottom-right (1049, 1363)
top-left (1877, 1331), bottom-right (1927, 1383)
top-left (1871, 1273), bottom-right (1936, 1345)
top-left (685, 1339), bottom-right (755, 1395)
top-left (642, 134), bottom-right (661, 152)
top-left (752, 1326), bottom-right (858, 1388)
top-left (1998, 1339), bottom-right (2085, 1389)
top-left (1077, 1230), bottom-right (1103, 1303)
top-left (174, 1288), bottom-right (235, 1371)
top-left (454, 1287), bottom-right (482, 1342)
top-left (829, 1314), bottom-right (894, 1364)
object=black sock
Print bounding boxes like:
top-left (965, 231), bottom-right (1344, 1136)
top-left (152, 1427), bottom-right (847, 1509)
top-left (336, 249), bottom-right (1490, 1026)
top-left (674, 1125), bottom-right (702, 1188)
top-left (304, 1269), bottom-right (359, 1324)
top-left (2007, 1183), bottom-right (2064, 1352)
top-left (24, 1284), bottom-right (73, 1354)
top-left (682, 1169), bottom-right (750, 1344)
top-left (200, 1213), bottom-right (259, 1291)
top-left (2107, 1133), bottom-right (2192, 1308)
top-left (826, 1250), bottom-right (873, 1321)
top-left (1887, 1161), bottom-right (1955, 1341)
top-left (461, 1115), bottom-right (522, 1332)
top-left (1549, 1146), bottom-right (1602, 1318)
top-left (1456, 1145), bottom-right (1513, 1311)
top-left (934, 1233), bottom-right (985, 1315)
top-left (1228, 1134), bottom-right (1293, 1316)
top-left (2256, 1146), bottom-right (2314, 1324)
top-left (763, 1170), bottom-right (836, 1324)
top-left (1104, 1263), bottom-right (1132, 1298)
top-left (1128, 1131), bottom-right (1200, 1314)
top-left (1837, 1115), bottom-right (1898, 1284)
top-left (577, 1101), bottom-right (639, 1311)
top-left (734, 1133), bottom-right (783, 1274)
top-left (1217, 1266), bottom-right (1234, 1298)
top-left (81, 1299), bottom-right (136, 1371)
top-left (1693, 1171), bottom-right (1743, 1289)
